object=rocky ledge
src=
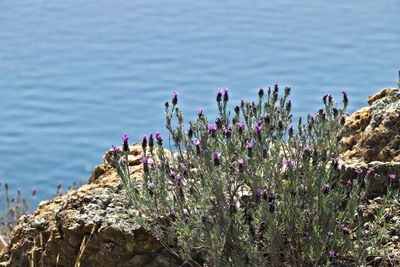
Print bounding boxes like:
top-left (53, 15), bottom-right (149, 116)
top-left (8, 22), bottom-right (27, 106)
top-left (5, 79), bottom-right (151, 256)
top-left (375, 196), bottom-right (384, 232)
top-left (0, 88), bottom-right (399, 266)
top-left (0, 145), bottom-right (179, 267)
top-left (339, 88), bottom-right (400, 197)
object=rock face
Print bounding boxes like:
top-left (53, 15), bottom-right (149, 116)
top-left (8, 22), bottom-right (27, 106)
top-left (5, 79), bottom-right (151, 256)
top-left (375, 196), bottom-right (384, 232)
top-left (0, 144), bottom-right (179, 267)
top-left (339, 88), bottom-right (400, 196)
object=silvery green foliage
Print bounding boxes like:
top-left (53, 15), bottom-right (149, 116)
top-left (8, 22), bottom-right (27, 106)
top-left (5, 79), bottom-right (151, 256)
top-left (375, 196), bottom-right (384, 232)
top-left (115, 86), bottom-right (385, 266)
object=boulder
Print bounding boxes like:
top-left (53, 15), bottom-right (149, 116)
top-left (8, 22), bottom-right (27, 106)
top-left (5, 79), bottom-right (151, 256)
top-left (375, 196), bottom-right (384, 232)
top-left (0, 144), bottom-right (179, 267)
top-left (339, 88), bottom-right (400, 196)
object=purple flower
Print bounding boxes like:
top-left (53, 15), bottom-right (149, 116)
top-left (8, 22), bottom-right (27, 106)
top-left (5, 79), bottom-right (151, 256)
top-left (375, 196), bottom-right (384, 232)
top-left (230, 201), bottom-right (237, 213)
top-left (343, 227), bottom-right (349, 235)
top-left (367, 169), bottom-right (371, 175)
top-left (216, 88), bottom-right (223, 102)
top-left (256, 125), bottom-right (263, 140)
top-left (176, 175), bottom-right (181, 182)
top-left (323, 184), bottom-right (330, 194)
top-left (247, 140), bottom-right (254, 157)
top-left (328, 231), bottom-right (333, 238)
top-left (262, 146), bottom-right (267, 158)
top-left (208, 124), bottom-right (217, 137)
top-left (223, 88), bottom-right (229, 102)
top-left (385, 211), bottom-right (391, 221)
top-left (285, 159), bottom-right (292, 166)
top-left (194, 138), bottom-right (201, 154)
top-left (288, 124), bottom-right (293, 136)
top-left (389, 174), bottom-right (396, 180)
top-left (236, 123), bottom-right (245, 135)
top-left (122, 134), bottom-right (129, 142)
top-left (355, 168), bottom-right (363, 174)
top-left (198, 108), bottom-right (204, 116)
top-left (342, 90), bottom-right (348, 104)
top-left (290, 187), bottom-right (296, 196)
top-left (17, 188), bottom-right (21, 194)
top-left (258, 86), bottom-right (264, 98)
top-left (340, 114), bottom-right (346, 125)
top-left (112, 145), bottom-right (119, 151)
top-left (269, 200), bottom-right (275, 213)
top-left (238, 159), bottom-right (244, 173)
top-left (301, 200), bottom-right (306, 209)
top-left (148, 133), bottom-right (154, 148)
top-left (347, 180), bottom-right (352, 186)
top-left (172, 91), bottom-right (178, 105)
top-left (188, 185), bottom-right (193, 194)
top-left (142, 156), bottom-right (149, 173)
top-left (142, 134), bottom-right (147, 149)
top-left (247, 140), bottom-right (254, 148)
top-left (122, 134), bottom-right (130, 151)
top-left (32, 187), bottom-right (36, 195)
top-left (358, 205), bottom-right (365, 211)
top-left (263, 114), bottom-right (270, 125)
top-left (168, 208), bottom-right (175, 221)
top-left (208, 124), bottom-right (216, 131)
top-left (329, 250), bottom-right (335, 259)
top-left (213, 152), bottom-right (221, 166)
top-left (156, 132), bottom-right (163, 146)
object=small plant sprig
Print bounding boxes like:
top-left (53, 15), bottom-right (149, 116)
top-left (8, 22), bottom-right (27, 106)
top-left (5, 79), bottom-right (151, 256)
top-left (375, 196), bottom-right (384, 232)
top-left (0, 181), bottom-right (36, 240)
top-left (114, 85), bottom-right (386, 266)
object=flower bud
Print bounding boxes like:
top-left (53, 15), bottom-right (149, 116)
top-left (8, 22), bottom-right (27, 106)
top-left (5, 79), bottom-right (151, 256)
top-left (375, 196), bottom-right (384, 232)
top-left (188, 125), bottom-right (193, 139)
top-left (238, 159), bottom-right (244, 173)
top-left (216, 88), bottom-right (223, 102)
top-left (234, 105), bottom-right (240, 114)
top-left (213, 152), bottom-right (221, 166)
top-left (223, 88), bottom-right (229, 102)
top-left (142, 134), bottom-right (147, 149)
top-left (258, 87), bottom-right (264, 98)
top-left (122, 134), bottom-right (129, 152)
top-left (172, 91), bottom-right (178, 106)
top-left (156, 132), bottom-right (163, 146)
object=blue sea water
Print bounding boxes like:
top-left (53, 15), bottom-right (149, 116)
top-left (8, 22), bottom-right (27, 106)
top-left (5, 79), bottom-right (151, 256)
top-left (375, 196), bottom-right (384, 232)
top-left (0, 0), bottom-right (399, 208)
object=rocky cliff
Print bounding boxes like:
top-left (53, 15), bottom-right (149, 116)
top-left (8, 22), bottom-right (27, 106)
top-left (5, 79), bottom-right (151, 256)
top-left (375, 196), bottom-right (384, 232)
top-left (339, 88), bottom-right (400, 197)
top-left (0, 144), bottom-right (179, 267)
top-left (0, 88), bottom-right (399, 266)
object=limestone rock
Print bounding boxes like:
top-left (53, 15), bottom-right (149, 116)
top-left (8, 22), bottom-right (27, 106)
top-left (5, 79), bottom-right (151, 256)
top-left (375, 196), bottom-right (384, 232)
top-left (0, 144), bottom-right (179, 267)
top-left (339, 88), bottom-right (400, 196)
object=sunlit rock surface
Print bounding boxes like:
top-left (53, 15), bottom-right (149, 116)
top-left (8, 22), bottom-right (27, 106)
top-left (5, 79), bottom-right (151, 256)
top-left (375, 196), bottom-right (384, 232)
top-left (339, 88), bottom-right (400, 196)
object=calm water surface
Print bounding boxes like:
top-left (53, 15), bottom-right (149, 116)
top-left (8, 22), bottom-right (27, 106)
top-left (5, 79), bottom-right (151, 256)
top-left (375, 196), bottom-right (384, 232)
top-left (0, 0), bottom-right (399, 207)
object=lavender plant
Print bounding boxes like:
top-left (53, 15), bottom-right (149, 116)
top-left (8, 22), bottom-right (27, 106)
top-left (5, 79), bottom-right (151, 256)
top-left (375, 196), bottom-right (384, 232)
top-left (114, 85), bottom-right (386, 266)
top-left (0, 182), bottom-right (36, 240)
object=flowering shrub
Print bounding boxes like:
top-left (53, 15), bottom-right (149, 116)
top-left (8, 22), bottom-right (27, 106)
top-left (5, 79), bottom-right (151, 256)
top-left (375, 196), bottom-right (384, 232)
top-left (114, 85), bottom-right (386, 266)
